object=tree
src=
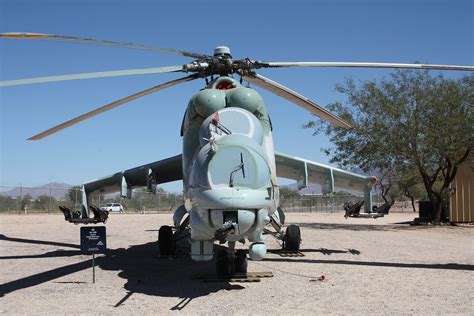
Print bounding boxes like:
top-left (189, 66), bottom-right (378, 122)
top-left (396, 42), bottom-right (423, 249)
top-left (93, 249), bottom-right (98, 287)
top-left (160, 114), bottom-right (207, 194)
top-left (33, 195), bottom-right (53, 210)
top-left (0, 196), bottom-right (18, 212)
top-left (65, 186), bottom-right (82, 205)
top-left (305, 70), bottom-right (473, 223)
top-left (21, 193), bottom-right (33, 211)
top-left (374, 169), bottom-right (398, 204)
top-left (398, 167), bottom-right (426, 212)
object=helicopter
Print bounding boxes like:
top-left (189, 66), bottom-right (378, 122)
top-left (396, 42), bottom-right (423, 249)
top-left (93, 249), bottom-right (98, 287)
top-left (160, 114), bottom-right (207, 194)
top-left (1, 33), bottom-right (472, 276)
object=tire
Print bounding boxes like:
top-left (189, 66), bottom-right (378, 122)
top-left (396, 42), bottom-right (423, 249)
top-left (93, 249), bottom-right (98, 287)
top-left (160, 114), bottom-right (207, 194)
top-left (158, 225), bottom-right (174, 255)
top-left (283, 224), bottom-right (301, 251)
top-left (215, 249), bottom-right (229, 277)
top-left (234, 250), bottom-right (248, 274)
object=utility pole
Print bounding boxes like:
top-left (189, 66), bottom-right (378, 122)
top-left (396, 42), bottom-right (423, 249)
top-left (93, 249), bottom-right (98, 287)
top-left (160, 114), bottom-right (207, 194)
top-left (18, 185), bottom-right (23, 214)
top-left (75, 189), bottom-right (78, 212)
top-left (48, 186), bottom-right (52, 214)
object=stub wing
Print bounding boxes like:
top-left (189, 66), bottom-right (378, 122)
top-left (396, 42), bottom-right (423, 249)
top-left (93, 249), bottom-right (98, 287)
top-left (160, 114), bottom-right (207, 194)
top-left (83, 154), bottom-right (183, 197)
top-left (274, 152), bottom-right (375, 213)
top-left (275, 152), bottom-right (373, 192)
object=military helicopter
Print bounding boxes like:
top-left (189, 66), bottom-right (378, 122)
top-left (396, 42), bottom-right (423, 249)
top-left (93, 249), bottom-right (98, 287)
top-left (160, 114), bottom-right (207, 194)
top-left (1, 33), bottom-right (472, 276)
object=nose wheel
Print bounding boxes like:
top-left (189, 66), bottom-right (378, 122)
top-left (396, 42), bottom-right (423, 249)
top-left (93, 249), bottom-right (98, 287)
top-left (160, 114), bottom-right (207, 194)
top-left (216, 248), bottom-right (248, 277)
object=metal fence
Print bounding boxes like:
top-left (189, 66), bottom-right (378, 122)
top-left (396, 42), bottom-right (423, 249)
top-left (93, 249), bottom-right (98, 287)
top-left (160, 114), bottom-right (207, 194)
top-left (0, 185), bottom-right (74, 214)
top-left (0, 186), bottom-right (183, 214)
top-left (0, 185), bottom-right (415, 214)
top-left (280, 195), bottom-right (413, 213)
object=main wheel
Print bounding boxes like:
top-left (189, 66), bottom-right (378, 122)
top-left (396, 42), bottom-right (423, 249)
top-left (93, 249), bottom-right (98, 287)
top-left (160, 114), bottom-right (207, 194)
top-left (234, 250), bottom-right (248, 274)
top-left (283, 224), bottom-right (301, 251)
top-left (158, 225), bottom-right (174, 255)
top-left (215, 249), bottom-right (229, 277)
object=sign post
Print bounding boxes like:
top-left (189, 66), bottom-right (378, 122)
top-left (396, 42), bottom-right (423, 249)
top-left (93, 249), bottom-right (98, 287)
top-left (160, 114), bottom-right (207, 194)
top-left (80, 226), bottom-right (106, 283)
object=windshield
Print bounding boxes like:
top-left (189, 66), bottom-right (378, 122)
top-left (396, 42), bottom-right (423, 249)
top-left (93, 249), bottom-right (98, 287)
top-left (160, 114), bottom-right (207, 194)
top-left (208, 146), bottom-right (270, 189)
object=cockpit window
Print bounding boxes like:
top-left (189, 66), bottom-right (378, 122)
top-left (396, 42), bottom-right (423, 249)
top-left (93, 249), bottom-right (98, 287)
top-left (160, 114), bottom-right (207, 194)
top-left (208, 146), bottom-right (270, 189)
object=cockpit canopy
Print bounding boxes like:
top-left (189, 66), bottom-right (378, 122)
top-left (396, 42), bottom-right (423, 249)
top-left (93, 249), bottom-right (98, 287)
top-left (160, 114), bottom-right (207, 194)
top-left (192, 134), bottom-right (271, 190)
top-left (208, 143), bottom-right (270, 189)
top-left (199, 107), bottom-right (264, 146)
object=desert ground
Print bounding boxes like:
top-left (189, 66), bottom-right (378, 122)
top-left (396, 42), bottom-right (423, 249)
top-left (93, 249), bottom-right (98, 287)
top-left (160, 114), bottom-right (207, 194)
top-left (0, 212), bottom-right (472, 315)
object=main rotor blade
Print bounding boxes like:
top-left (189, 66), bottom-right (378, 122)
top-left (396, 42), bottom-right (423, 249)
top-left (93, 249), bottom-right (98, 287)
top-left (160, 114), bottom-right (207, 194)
top-left (241, 72), bottom-right (352, 128)
top-left (0, 65), bottom-right (185, 87)
top-left (1, 32), bottom-right (208, 59)
top-left (255, 61), bottom-right (474, 72)
top-left (28, 74), bottom-right (201, 140)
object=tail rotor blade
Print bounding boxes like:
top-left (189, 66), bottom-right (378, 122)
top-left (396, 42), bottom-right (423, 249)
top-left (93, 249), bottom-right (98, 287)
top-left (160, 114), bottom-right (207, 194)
top-left (1, 32), bottom-right (208, 59)
top-left (0, 65), bottom-right (185, 87)
top-left (241, 72), bottom-right (352, 128)
top-left (28, 73), bottom-right (201, 140)
top-left (255, 61), bottom-right (474, 72)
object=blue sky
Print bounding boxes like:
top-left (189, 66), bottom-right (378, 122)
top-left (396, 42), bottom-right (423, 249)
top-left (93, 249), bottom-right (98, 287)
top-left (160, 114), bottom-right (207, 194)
top-left (0, 0), bottom-right (472, 192)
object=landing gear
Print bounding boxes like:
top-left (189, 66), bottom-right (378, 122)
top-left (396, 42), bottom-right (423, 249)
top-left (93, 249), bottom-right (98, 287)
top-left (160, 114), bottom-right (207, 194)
top-left (216, 249), bottom-right (230, 277)
top-left (235, 249), bottom-right (248, 274)
top-left (158, 225), bottom-right (174, 255)
top-left (215, 245), bottom-right (248, 277)
top-left (283, 224), bottom-right (301, 251)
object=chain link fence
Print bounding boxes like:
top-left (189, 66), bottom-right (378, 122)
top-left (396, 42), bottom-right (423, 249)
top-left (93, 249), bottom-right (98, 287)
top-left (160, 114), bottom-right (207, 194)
top-left (0, 186), bottom-right (184, 214)
top-left (0, 185), bottom-right (73, 214)
top-left (280, 195), bottom-right (414, 213)
top-left (0, 185), bottom-right (415, 214)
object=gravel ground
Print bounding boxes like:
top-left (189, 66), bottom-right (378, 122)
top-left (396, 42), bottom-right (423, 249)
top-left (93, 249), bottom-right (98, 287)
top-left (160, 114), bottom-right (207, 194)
top-left (0, 212), bottom-right (473, 315)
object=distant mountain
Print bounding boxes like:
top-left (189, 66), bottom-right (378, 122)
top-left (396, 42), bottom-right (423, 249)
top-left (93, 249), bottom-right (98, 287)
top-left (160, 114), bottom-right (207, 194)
top-left (0, 182), bottom-right (74, 199)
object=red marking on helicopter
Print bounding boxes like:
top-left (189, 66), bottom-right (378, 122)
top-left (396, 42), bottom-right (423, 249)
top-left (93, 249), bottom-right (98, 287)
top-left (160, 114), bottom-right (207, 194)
top-left (217, 82), bottom-right (234, 90)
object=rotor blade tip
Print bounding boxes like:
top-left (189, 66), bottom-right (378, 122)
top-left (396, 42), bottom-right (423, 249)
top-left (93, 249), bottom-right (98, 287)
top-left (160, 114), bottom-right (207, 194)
top-left (1, 32), bottom-right (48, 39)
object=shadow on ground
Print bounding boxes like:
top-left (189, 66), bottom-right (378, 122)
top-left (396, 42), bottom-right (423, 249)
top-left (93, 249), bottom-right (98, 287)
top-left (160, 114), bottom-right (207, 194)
top-left (0, 234), bottom-right (243, 310)
top-left (263, 257), bottom-right (474, 271)
top-left (290, 221), bottom-right (460, 232)
top-left (268, 248), bottom-right (361, 256)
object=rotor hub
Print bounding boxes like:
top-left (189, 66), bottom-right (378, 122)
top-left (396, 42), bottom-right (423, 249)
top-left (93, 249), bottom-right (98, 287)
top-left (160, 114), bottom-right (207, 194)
top-left (213, 46), bottom-right (232, 58)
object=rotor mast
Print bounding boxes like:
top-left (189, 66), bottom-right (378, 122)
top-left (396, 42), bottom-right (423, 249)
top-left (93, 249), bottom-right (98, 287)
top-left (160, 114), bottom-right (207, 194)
top-left (213, 46), bottom-right (233, 76)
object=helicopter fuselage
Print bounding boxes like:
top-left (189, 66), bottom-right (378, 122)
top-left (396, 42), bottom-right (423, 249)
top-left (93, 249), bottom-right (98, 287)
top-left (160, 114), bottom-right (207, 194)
top-left (180, 76), bottom-right (279, 261)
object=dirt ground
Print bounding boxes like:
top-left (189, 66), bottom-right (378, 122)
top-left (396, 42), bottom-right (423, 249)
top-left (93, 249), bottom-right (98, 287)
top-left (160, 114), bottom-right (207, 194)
top-left (0, 212), bottom-right (472, 315)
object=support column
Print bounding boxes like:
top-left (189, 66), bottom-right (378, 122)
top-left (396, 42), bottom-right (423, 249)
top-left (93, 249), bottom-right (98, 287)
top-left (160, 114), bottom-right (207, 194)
top-left (81, 185), bottom-right (89, 218)
top-left (364, 184), bottom-right (373, 213)
top-left (121, 176), bottom-right (132, 199)
top-left (297, 162), bottom-right (308, 189)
